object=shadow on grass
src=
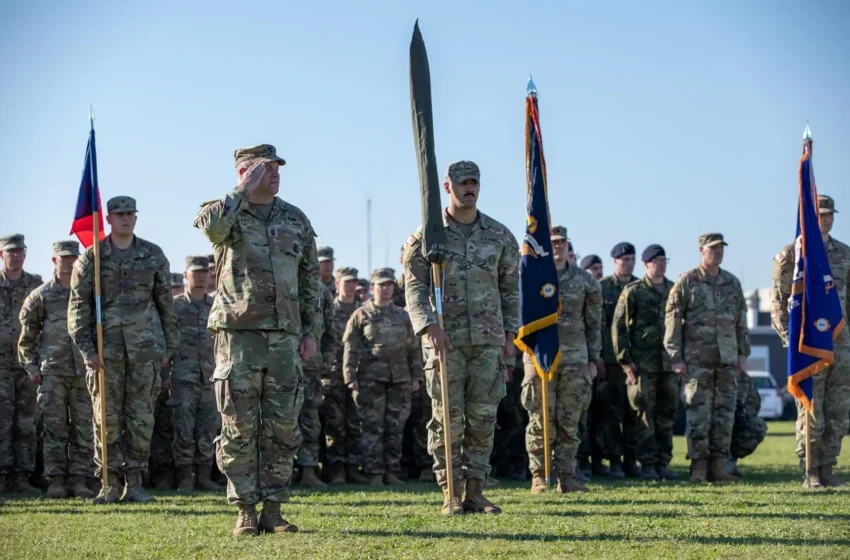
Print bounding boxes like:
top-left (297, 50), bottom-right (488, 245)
top-left (514, 509), bottom-right (850, 521)
top-left (342, 529), bottom-right (850, 547)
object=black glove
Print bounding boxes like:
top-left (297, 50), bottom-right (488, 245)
top-left (734, 403), bottom-right (749, 431)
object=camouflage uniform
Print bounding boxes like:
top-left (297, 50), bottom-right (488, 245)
top-left (322, 267), bottom-right (362, 470)
top-left (0, 234), bottom-right (44, 481)
top-left (68, 201), bottom-right (179, 483)
top-left (170, 260), bottom-right (218, 472)
top-left (599, 273), bottom-right (639, 469)
top-left (664, 240), bottom-right (749, 462)
top-left (522, 262), bottom-right (602, 480)
top-left (729, 370), bottom-right (767, 460)
top-left (194, 145), bottom-right (319, 507)
top-left (318, 245), bottom-right (336, 298)
top-left (17, 242), bottom-right (92, 480)
top-left (343, 270), bottom-right (423, 476)
top-left (612, 275), bottom-right (678, 468)
top-left (404, 208), bottom-right (519, 488)
top-left (297, 283), bottom-right (336, 470)
top-left (771, 232), bottom-right (850, 470)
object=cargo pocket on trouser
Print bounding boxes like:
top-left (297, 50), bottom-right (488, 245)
top-left (520, 364), bottom-right (541, 414)
top-left (212, 361), bottom-right (234, 478)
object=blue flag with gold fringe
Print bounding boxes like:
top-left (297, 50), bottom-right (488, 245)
top-left (514, 79), bottom-right (561, 380)
top-left (787, 133), bottom-right (844, 413)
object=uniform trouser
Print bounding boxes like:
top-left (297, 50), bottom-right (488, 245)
top-left (354, 379), bottom-right (412, 475)
top-left (795, 349), bottom-right (850, 468)
top-left (426, 345), bottom-right (505, 487)
top-left (88, 338), bottom-right (162, 477)
top-left (321, 376), bottom-right (361, 466)
top-left (626, 370), bottom-right (678, 466)
top-left (214, 329), bottom-right (303, 506)
top-left (296, 368), bottom-right (322, 468)
top-left (37, 375), bottom-right (94, 478)
top-left (522, 362), bottom-right (591, 477)
top-left (410, 387), bottom-right (433, 469)
top-left (588, 376), bottom-right (607, 460)
top-left (172, 378), bottom-right (219, 468)
top-left (0, 368), bottom-right (38, 474)
top-left (682, 363), bottom-right (737, 460)
top-left (149, 388), bottom-right (173, 473)
top-left (603, 365), bottom-right (638, 462)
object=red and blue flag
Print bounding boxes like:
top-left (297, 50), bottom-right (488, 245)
top-left (70, 124), bottom-right (105, 248)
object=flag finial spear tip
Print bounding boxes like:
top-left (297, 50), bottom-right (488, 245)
top-left (89, 103), bottom-right (95, 125)
top-left (527, 75), bottom-right (537, 95)
top-left (803, 124), bottom-right (812, 140)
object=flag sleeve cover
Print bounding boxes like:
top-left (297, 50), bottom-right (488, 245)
top-left (70, 126), bottom-right (105, 248)
top-left (514, 93), bottom-right (561, 380)
top-left (787, 150), bottom-right (845, 412)
top-left (409, 20), bottom-right (446, 264)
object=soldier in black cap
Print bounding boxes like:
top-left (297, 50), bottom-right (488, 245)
top-left (611, 244), bottom-right (679, 481)
top-left (597, 242), bottom-right (640, 478)
top-left (580, 255), bottom-right (603, 281)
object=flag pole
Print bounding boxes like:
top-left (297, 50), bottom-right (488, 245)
top-left (89, 107), bottom-right (108, 492)
top-left (431, 265), bottom-right (454, 510)
top-left (802, 125), bottom-right (813, 483)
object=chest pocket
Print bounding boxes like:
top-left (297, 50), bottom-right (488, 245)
top-left (128, 258), bottom-right (157, 291)
top-left (43, 293), bottom-right (68, 328)
top-left (270, 224), bottom-right (303, 259)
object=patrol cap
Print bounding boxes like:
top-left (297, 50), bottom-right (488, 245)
top-left (233, 144), bottom-right (286, 168)
top-left (170, 273), bottom-right (184, 287)
top-left (580, 254), bottom-right (602, 269)
top-left (107, 196), bottom-right (137, 214)
top-left (699, 233), bottom-right (727, 248)
top-left (819, 194), bottom-right (838, 214)
top-left (446, 160), bottom-right (480, 184)
top-left (53, 240), bottom-right (80, 257)
top-left (335, 266), bottom-right (358, 282)
top-left (185, 255), bottom-right (210, 272)
top-left (641, 244), bottom-right (666, 263)
top-left (610, 242), bottom-right (635, 259)
top-left (318, 245), bottom-right (335, 263)
top-left (0, 234), bottom-right (26, 251)
top-left (356, 278), bottom-right (370, 289)
top-left (370, 267), bottom-right (396, 285)
top-left (550, 225), bottom-right (568, 241)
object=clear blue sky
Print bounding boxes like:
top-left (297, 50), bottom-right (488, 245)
top-left (2, 0), bottom-right (849, 292)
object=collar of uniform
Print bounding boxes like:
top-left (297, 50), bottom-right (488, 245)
top-left (102, 235), bottom-right (148, 259)
top-left (441, 209), bottom-right (489, 232)
top-left (696, 265), bottom-right (727, 284)
top-left (49, 275), bottom-right (69, 293)
top-left (0, 268), bottom-right (29, 288)
top-left (243, 197), bottom-right (287, 222)
top-left (641, 275), bottom-right (671, 291)
top-left (609, 274), bottom-right (636, 287)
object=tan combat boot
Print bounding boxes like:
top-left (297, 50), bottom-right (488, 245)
top-left (176, 466), bottom-right (195, 492)
top-left (299, 466), bottom-right (327, 489)
top-left (12, 472), bottom-right (41, 496)
top-left (258, 501), bottom-right (299, 533)
top-left (68, 476), bottom-right (95, 499)
top-left (369, 474), bottom-right (384, 486)
top-left (92, 473), bottom-right (121, 504)
top-left (384, 473), bottom-right (405, 486)
top-left (818, 465), bottom-right (842, 487)
top-left (46, 477), bottom-right (67, 499)
top-left (689, 459), bottom-right (708, 484)
top-left (557, 474), bottom-right (589, 493)
top-left (441, 484), bottom-right (463, 516)
top-left (462, 478), bottom-right (502, 514)
top-left (233, 503), bottom-right (258, 537)
top-left (708, 457), bottom-right (739, 483)
top-left (196, 465), bottom-right (224, 490)
top-left (328, 462), bottom-right (346, 485)
top-left (346, 464), bottom-right (370, 484)
top-left (419, 467), bottom-right (436, 483)
top-left (803, 467), bottom-right (822, 488)
top-left (121, 472), bottom-right (156, 503)
top-left (530, 472), bottom-right (548, 494)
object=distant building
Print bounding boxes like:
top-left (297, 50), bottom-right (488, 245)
top-left (746, 289), bottom-right (786, 384)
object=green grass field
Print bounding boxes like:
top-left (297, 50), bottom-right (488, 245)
top-left (2, 421), bottom-right (848, 559)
